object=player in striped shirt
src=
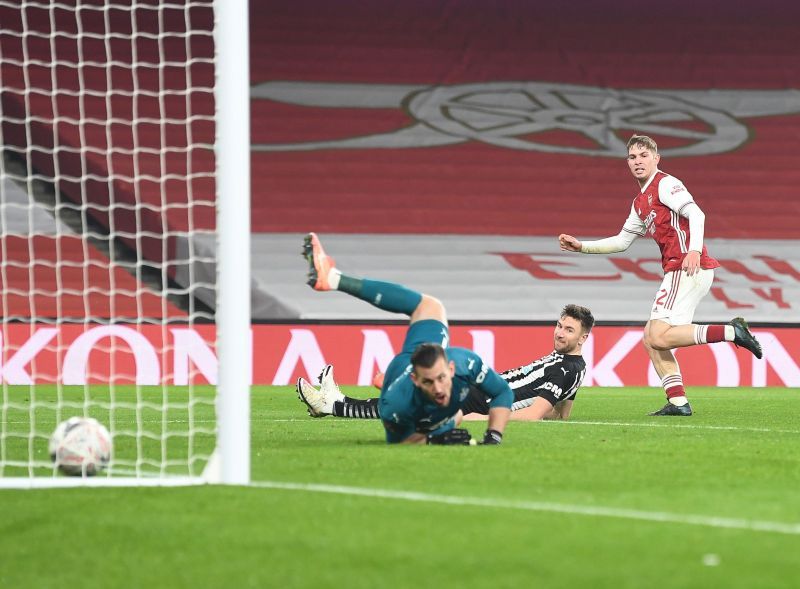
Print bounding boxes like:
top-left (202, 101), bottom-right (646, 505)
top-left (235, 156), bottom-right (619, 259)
top-left (558, 134), bottom-right (762, 417)
top-left (297, 304), bottom-right (593, 422)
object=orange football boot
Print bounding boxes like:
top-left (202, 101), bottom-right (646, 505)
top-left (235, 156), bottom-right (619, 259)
top-left (302, 232), bottom-right (336, 291)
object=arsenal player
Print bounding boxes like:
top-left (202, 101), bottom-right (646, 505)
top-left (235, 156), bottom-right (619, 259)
top-left (558, 134), bottom-right (762, 416)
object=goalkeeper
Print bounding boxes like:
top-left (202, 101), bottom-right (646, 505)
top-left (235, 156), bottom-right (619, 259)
top-left (299, 304), bottom-right (593, 423)
top-left (302, 232), bottom-right (511, 445)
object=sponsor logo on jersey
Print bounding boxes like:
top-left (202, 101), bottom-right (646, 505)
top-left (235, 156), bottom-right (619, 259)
top-left (459, 387), bottom-right (469, 401)
top-left (539, 381), bottom-right (564, 399)
top-left (643, 210), bottom-right (658, 235)
top-left (671, 184), bottom-right (686, 195)
top-left (476, 363), bottom-right (488, 384)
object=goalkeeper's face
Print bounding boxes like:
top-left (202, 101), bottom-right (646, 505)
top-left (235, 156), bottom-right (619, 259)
top-left (411, 357), bottom-right (456, 406)
top-left (554, 315), bottom-right (588, 354)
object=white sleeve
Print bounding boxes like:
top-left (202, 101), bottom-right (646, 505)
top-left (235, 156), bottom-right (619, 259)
top-left (681, 202), bottom-right (706, 252)
top-left (658, 176), bottom-right (705, 252)
top-left (658, 175), bottom-right (695, 214)
top-left (580, 204), bottom-right (644, 254)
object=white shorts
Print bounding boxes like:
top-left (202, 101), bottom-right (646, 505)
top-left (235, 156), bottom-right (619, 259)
top-left (650, 268), bottom-right (714, 326)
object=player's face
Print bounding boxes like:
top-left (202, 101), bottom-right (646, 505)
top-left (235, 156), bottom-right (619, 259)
top-left (411, 357), bottom-right (455, 406)
top-left (627, 144), bottom-right (660, 185)
top-left (553, 315), bottom-right (587, 354)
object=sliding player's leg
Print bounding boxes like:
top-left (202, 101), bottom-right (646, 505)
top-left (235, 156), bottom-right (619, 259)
top-left (297, 364), bottom-right (380, 419)
top-left (304, 232), bottom-right (423, 316)
top-left (300, 232), bottom-right (451, 417)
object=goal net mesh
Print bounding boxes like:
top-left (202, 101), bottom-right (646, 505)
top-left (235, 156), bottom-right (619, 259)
top-left (0, 0), bottom-right (219, 479)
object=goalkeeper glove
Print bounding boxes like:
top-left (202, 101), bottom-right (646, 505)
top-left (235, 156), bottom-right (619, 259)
top-left (480, 429), bottom-right (503, 445)
top-left (427, 428), bottom-right (473, 445)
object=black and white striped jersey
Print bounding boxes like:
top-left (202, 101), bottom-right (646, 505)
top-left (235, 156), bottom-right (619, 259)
top-left (462, 352), bottom-right (586, 415)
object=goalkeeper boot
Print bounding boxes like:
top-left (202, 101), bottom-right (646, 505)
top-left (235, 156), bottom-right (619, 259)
top-left (296, 377), bottom-right (332, 418)
top-left (317, 364), bottom-right (345, 406)
top-left (303, 232), bottom-right (336, 291)
top-left (730, 317), bottom-right (763, 359)
top-left (648, 402), bottom-right (693, 416)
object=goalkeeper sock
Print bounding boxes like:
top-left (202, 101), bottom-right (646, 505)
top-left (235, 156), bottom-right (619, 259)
top-left (337, 277), bottom-right (422, 315)
top-left (327, 268), bottom-right (342, 289)
top-left (332, 397), bottom-right (380, 419)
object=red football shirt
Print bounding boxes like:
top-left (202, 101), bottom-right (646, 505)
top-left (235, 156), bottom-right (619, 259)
top-left (622, 171), bottom-right (720, 273)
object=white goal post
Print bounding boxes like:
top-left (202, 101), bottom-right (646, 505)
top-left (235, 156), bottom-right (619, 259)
top-left (0, 0), bottom-right (250, 487)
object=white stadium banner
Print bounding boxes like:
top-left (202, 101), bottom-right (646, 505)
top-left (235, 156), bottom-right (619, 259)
top-left (185, 234), bottom-right (799, 323)
top-left (1, 323), bottom-right (798, 387)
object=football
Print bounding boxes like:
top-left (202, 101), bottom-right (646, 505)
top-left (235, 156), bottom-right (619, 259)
top-left (49, 417), bottom-right (112, 476)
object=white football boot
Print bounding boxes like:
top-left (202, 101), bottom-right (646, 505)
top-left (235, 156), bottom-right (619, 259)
top-left (296, 378), bottom-right (329, 418)
top-left (317, 364), bottom-right (345, 407)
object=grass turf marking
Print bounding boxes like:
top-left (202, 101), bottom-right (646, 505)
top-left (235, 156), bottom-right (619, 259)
top-left (252, 480), bottom-right (800, 536)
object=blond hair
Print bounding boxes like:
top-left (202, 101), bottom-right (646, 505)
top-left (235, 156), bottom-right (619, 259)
top-left (626, 134), bottom-right (658, 153)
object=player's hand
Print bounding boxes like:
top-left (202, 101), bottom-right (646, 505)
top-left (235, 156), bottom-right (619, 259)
top-left (558, 234), bottom-right (582, 252)
top-left (427, 428), bottom-right (473, 445)
top-left (479, 429), bottom-right (503, 445)
top-left (682, 250), bottom-right (701, 276)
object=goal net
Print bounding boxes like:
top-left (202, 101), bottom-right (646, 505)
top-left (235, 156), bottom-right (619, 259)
top-left (0, 0), bottom-right (250, 486)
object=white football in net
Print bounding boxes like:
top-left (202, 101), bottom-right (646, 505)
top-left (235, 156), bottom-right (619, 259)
top-left (49, 417), bottom-right (113, 476)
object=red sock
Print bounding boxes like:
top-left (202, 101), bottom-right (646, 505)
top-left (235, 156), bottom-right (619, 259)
top-left (665, 384), bottom-right (686, 399)
top-left (662, 374), bottom-right (685, 399)
top-left (706, 325), bottom-right (725, 343)
top-left (694, 324), bottom-right (726, 344)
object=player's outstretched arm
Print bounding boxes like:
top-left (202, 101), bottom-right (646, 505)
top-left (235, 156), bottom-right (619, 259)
top-left (542, 399), bottom-right (573, 420)
top-left (399, 432), bottom-right (429, 444)
top-left (509, 396), bottom-right (556, 421)
top-left (381, 406), bottom-right (425, 444)
top-left (484, 406), bottom-right (510, 443)
top-left (506, 394), bottom-right (574, 421)
top-left (477, 368), bottom-right (513, 444)
top-left (558, 234), bottom-right (582, 252)
top-left (560, 205), bottom-right (644, 255)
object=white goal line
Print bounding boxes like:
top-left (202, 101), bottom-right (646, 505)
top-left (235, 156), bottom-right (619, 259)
top-left (8, 417), bottom-right (800, 435)
top-left (0, 476), bottom-right (207, 489)
top-left (555, 420), bottom-right (800, 435)
top-left (251, 480), bottom-right (800, 536)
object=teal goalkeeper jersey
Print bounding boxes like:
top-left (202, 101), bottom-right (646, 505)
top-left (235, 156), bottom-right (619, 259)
top-left (378, 347), bottom-right (513, 443)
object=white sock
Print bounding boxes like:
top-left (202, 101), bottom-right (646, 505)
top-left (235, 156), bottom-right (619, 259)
top-left (328, 268), bottom-right (341, 290)
top-left (693, 325), bottom-right (708, 345)
top-left (724, 324), bottom-right (735, 341)
top-left (669, 396), bottom-right (688, 407)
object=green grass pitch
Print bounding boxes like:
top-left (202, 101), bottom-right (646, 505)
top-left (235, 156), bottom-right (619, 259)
top-left (2, 385), bottom-right (799, 588)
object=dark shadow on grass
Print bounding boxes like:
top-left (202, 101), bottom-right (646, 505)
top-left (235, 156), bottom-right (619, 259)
top-left (268, 438), bottom-right (387, 447)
